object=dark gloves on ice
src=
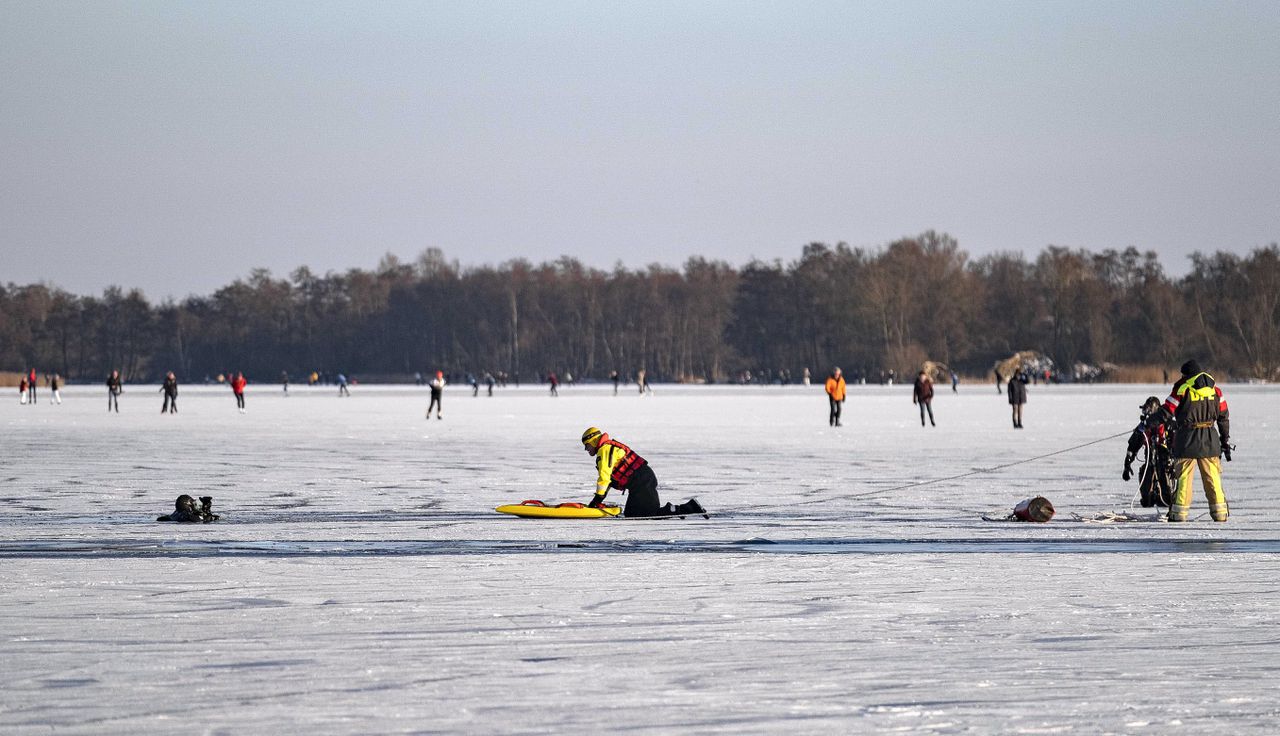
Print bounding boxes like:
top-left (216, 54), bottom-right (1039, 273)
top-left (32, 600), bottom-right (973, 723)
top-left (1221, 441), bottom-right (1233, 462)
top-left (1122, 453), bottom-right (1134, 481)
top-left (587, 494), bottom-right (606, 509)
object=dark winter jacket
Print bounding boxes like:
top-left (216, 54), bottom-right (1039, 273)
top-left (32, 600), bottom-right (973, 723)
top-left (1156, 372), bottom-right (1229, 459)
top-left (1006, 373), bottom-right (1028, 405)
top-left (161, 376), bottom-right (178, 397)
top-left (913, 375), bottom-right (934, 403)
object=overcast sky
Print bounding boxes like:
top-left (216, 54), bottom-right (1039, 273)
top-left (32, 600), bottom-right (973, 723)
top-left (2, 0), bottom-right (1278, 300)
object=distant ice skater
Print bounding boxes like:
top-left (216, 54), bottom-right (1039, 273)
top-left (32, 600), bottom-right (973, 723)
top-left (428, 371), bottom-right (445, 419)
top-left (230, 372), bottom-right (247, 412)
top-left (160, 371), bottom-right (178, 413)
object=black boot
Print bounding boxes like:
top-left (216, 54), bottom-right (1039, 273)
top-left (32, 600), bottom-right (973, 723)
top-left (673, 499), bottom-right (708, 518)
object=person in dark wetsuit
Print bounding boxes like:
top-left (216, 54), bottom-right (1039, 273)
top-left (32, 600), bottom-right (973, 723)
top-left (106, 370), bottom-right (123, 412)
top-left (1122, 396), bottom-right (1173, 507)
top-left (157, 495), bottom-right (220, 522)
top-left (580, 426), bottom-right (705, 518)
top-left (160, 371), bottom-right (179, 413)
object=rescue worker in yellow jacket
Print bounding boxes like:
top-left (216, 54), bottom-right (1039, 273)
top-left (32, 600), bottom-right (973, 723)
top-left (581, 427), bottom-right (706, 517)
top-left (1148, 360), bottom-right (1232, 522)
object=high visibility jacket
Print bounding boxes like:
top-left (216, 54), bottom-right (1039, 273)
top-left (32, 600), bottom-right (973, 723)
top-left (1160, 372), bottom-right (1229, 458)
top-left (825, 375), bottom-right (846, 401)
top-left (594, 437), bottom-right (647, 495)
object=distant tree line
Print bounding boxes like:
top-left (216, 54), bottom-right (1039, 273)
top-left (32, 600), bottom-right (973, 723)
top-left (3, 235), bottom-right (1279, 383)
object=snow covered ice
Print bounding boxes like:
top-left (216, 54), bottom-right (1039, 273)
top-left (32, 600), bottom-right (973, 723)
top-left (3, 382), bottom-right (1278, 734)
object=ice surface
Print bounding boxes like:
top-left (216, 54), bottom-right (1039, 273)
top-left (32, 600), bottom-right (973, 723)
top-left (3, 382), bottom-right (1278, 733)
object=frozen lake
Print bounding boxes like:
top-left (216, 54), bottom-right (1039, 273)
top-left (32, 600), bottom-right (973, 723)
top-left (3, 381), bottom-right (1278, 733)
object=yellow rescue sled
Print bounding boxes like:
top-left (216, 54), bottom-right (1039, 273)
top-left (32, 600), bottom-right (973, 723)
top-left (495, 500), bottom-right (622, 519)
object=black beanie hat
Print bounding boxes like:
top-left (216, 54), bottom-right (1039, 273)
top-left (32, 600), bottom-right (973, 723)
top-left (1180, 359), bottom-right (1201, 377)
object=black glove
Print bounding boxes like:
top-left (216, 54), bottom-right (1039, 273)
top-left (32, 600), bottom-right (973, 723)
top-left (1221, 442), bottom-right (1232, 462)
top-left (1122, 453), bottom-right (1134, 481)
top-left (587, 494), bottom-right (606, 509)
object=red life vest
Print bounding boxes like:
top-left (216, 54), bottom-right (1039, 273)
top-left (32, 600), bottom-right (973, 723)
top-left (602, 439), bottom-right (647, 487)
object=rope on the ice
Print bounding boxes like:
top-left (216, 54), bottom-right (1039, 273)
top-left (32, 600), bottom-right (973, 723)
top-left (844, 429), bottom-right (1133, 500)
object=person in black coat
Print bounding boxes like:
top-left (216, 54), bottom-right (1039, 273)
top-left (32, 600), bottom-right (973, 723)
top-left (106, 370), bottom-right (123, 412)
top-left (1007, 370), bottom-right (1028, 428)
top-left (160, 372), bottom-right (178, 413)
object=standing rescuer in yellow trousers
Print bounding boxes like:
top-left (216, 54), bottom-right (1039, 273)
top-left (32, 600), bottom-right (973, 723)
top-left (1148, 360), bottom-right (1232, 521)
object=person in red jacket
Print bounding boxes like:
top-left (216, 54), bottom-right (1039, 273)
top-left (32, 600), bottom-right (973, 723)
top-left (230, 372), bottom-right (248, 413)
top-left (27, 368), bottom-right (37, 404)
top-left (912, 370), bottom-right (935, 427)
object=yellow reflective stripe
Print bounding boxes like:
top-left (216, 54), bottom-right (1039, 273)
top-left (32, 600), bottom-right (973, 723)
top-left (595, 446), bottom-right (615, 491)
top-left (1177, 372), bottom-right (1217, 401)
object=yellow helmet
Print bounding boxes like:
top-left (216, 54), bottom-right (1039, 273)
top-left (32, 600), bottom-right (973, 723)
top-left (581, 426), bottom-right (604, 448)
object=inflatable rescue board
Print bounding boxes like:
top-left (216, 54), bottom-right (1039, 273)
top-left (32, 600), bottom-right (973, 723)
top-left (496, 500), bottom-right (622, 519)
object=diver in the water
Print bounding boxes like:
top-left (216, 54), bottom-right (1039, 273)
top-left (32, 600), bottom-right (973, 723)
top-left (157, 495), bottom-right (220, 522)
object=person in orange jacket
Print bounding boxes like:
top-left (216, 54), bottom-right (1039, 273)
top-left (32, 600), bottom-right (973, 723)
top-left (825, 367), bottom-right (846, 427)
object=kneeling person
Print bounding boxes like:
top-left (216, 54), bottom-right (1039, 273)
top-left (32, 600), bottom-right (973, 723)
top-left (581, 427), bottom-right (704, 517)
